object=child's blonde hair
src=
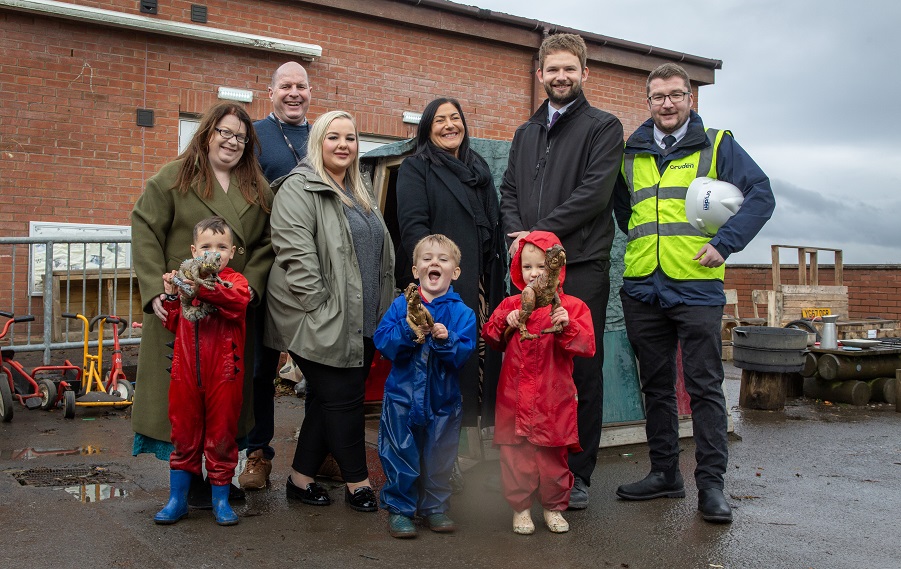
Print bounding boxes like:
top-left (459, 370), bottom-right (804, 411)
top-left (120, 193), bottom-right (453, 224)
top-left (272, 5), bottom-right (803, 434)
top-left (412, 234), bottom-right (462, 266)
top-left (520, 241), bottom-right (544, 261)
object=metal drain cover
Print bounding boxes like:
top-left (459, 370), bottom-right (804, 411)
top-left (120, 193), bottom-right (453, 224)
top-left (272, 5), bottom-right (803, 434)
top-left (8, 465), bottom-right (125, 487)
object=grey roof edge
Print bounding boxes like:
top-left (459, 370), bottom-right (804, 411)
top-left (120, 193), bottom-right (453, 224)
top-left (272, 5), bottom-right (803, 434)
top-left (388, 0), bottom-right (722, 70)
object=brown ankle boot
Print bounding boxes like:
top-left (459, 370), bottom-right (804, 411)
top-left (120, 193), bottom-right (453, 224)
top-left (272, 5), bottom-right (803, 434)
top-left (238, 450), bottom-right (271, 490)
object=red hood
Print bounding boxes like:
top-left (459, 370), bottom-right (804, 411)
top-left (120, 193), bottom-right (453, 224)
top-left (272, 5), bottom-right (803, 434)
top-left (510, 231), bottom-right (566, 291)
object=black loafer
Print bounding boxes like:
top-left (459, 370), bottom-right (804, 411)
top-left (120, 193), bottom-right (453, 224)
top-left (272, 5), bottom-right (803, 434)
top-left (698, 488), bottom-right (733, 523)
top-left (286, 476), bottom-right (331, 506)
top-left (345, 485), bottom-right (378, 512)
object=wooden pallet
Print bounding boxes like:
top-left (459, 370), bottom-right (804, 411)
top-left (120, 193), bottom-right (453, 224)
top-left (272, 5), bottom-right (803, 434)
top-left (761, 245), bottom-right (849, 327)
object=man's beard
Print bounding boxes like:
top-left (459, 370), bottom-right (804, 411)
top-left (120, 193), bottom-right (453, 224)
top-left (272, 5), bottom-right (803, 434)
top-left (544, 81), bottom-right (582, 106)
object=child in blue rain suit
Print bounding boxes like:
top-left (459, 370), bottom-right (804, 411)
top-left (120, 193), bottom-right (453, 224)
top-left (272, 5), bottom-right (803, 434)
top-left (374, 234), bottom-right (477, 539)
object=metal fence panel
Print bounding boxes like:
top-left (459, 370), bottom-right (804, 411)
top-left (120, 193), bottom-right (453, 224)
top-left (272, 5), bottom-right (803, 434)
top-left (0, 236), bottom-right (141, 363)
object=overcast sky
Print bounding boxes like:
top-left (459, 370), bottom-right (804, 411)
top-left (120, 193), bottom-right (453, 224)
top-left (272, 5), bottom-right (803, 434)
top-left (475, 0), bottom-right (899, 265)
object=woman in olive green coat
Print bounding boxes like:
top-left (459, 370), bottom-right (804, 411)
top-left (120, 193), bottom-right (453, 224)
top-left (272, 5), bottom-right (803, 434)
top-left (131, 101), bottom-right (274, 459)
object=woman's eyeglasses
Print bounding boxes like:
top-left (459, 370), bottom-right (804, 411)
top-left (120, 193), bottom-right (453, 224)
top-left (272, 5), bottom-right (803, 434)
top-left (214, 127), bottom-right (249, 144)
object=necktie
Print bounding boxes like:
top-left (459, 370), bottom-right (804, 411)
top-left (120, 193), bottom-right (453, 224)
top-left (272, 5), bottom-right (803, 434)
top-left (662, 134), bottom-right (676, 149)
top-left (548, 111), bottom-right (560, 129)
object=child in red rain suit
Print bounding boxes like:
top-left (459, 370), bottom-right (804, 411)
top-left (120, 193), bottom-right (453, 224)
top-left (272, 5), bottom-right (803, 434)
top-left (482, 230), bottom-right (595, 535)
top-left (153, 216), bottom-right (250, 527)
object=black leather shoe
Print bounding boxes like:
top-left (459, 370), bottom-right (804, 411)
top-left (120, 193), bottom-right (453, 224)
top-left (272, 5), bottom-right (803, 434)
top-left (189, 475), bottom-right (245, 509)
top-left (567, 476), bottom-right (589, 510)
top-left (229, 482), bottom-right (245, 501)
top-left (188, 473), bottom-right (212, 509)
top-left (345, 485), bottom-right (378, 512)
top-left (616, 471), bottom-right (685, 501)
top-left (286, 476), bottom-right (331, 506)
top-left (698, 488), bottom-right (733, 523)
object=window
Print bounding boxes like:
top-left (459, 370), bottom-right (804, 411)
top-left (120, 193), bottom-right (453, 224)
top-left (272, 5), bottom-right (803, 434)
top-left (178, 115), bottom-right (201, 154)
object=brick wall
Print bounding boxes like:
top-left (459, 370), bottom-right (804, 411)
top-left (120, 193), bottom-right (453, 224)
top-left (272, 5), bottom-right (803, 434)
top-left (0, 0), bottom-right (665, 236)
top-left (1, 0), bottom-right (710, 317)
top-left (725, 265), bottom-right (901, 321)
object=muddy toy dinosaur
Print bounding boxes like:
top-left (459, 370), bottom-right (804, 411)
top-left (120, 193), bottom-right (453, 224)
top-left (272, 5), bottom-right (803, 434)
top-left (172, 251), bottom-right (233, 322)
top-left (404, 282), bottom-right (434, 344)
top-left (516, 243), bottom-right (566, 341)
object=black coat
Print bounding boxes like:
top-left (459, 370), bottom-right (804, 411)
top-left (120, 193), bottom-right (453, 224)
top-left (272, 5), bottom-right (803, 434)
top-left (395, 153), bottom-right (506, 426)
top-left (499, 92), bottom-right (624, 264)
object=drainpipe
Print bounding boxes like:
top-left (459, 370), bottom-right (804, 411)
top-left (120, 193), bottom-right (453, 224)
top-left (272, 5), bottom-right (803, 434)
top-left (529, 26), bottom-right (550, 113)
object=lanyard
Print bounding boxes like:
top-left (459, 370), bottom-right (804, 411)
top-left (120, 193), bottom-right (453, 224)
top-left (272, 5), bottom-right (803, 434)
top-left (269, 113), bottom-right (306, 165)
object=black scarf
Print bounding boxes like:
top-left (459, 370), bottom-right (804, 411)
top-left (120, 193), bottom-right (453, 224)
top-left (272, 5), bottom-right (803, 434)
top-left (426, 146), bottom-right (499, 271)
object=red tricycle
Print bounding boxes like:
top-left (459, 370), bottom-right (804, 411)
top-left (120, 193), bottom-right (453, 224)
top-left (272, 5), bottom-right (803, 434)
top-left (0, 310), bottom-right (83, 422)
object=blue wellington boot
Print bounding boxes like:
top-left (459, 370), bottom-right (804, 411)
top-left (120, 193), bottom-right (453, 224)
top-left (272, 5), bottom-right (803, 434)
top-left (211, 483), bottom-right (239, 526)
top-left (154, 470), bottom-right (191, 525)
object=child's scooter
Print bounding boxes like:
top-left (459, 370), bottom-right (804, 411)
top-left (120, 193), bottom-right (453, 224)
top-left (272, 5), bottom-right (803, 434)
top-left (58, 313), bottom-right (134, 417)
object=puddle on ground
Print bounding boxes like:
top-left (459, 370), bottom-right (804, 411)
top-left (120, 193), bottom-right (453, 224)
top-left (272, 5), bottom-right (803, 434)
top-left (3, 446), bottom-right (104, 460)
top-left (7, 464), bottom-right (125, 489)
top-left (63, 483), bottom-right (127, 502)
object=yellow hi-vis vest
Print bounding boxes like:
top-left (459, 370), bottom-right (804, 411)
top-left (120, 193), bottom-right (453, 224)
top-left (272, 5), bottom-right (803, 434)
top-left (622, 128), bottom-right (729, 281)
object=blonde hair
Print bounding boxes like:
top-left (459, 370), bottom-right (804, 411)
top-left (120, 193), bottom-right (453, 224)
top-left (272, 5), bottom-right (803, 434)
top-left (306, 110), bottom-right (373, 212)
top-left (520, 242), bottom-right (545, 260)
top-left (413, 234), bottom-right (462, 266)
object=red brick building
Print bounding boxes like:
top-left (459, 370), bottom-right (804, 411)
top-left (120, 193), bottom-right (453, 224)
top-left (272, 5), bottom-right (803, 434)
top-left (0, 0), bottom-right (720, 231)
top-left (4, 1), bottom-right (899, 325)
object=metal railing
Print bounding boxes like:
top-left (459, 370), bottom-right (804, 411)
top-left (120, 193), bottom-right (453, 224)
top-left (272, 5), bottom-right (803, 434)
top-left (0, 236), bottom-right (141, 363)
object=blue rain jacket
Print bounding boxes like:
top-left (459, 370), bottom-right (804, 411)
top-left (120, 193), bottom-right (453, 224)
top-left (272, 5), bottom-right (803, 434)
top-left (374, 286), bottom-right (477, 517)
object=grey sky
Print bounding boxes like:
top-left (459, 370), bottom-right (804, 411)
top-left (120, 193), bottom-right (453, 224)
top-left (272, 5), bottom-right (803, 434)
top-left (475, 0), bottom-right (899, 264)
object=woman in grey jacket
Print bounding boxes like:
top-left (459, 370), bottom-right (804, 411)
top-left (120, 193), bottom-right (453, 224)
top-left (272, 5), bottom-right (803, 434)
top-left (266, 111), bottom-right (394, 512)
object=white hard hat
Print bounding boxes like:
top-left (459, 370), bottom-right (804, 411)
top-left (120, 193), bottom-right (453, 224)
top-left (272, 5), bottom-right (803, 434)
top-left (685, 177), bottom-right (744, 237)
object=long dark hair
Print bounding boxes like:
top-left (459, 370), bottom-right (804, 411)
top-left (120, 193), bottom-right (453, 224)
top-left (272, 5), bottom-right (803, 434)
top-left (413, 97), bottom-right (479, 167)
top-left (175, 101), bottom-right (269, 212)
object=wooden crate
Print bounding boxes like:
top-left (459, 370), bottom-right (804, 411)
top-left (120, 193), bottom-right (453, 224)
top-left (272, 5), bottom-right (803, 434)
top-left (767, 284), bottom-right (849, 327)
top-left (721, 343), bottom-right (733, 361)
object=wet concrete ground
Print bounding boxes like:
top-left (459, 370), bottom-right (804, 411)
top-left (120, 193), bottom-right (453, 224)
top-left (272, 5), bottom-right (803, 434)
top-left (1, 363), bottom-right (899, 569)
